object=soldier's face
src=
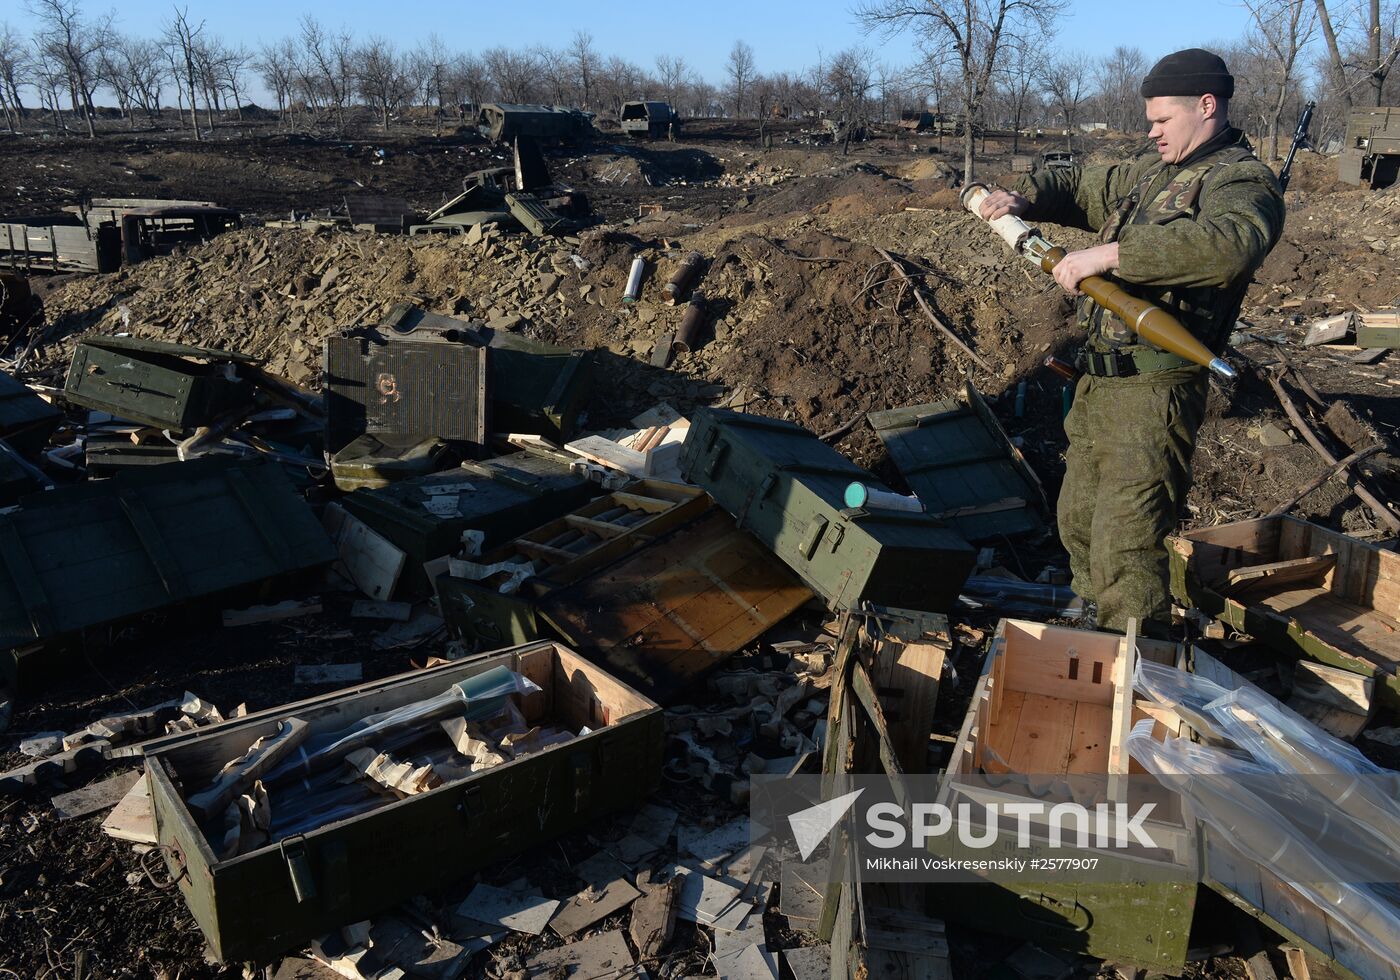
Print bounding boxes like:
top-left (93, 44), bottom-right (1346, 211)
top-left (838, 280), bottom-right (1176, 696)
top-left (1144, 96), bottom-right (1211, 164)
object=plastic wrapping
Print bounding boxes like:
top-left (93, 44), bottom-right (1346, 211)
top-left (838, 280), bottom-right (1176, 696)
top-left (1127, 719), bottom-right (1400, 965)
top-left (265, 666), bottom-right (540, 786)
top-left (1133, 660), bottom-right (1231, 741)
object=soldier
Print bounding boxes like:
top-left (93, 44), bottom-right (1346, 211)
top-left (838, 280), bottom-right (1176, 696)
top-left (979, 49), bottom-right (1284, 636)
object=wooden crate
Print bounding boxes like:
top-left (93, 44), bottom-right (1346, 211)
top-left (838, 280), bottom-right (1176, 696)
top-left (933, 620), bottom-right (1197, 972)
top-left (1168, 516), bottom-right (1400, 707)
top-left (145, 640), bottom-right (662, 963)
top-left (434, 481), bottom-right (708, 649)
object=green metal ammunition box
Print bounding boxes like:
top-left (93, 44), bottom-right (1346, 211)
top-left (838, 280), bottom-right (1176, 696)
top-left (0, 371), bottom-right (62, 456)
top-left (867, 383), bottom-right (1047, 542)
top-left (339, 449), bottom-right (600, 598)
top-left (1356, 313), bottom-right (1399, 349)
top-left (0, 458), bottom-right (335, 698)
top-left (145, 640), bottom-right (662, 963)
top-left (0, 439), bottom-right (49, 504)
top-left (322, 330), bottom-right (490, 453)
top-left (329, 434), bottom-right (448, 492)
top-left (64, 336), bottom-right (259, 431)
top-left (680, 409), bottom-right (975, 612)
top-left (83, 433), bottom-right (181, 475)
top-left (376, 310), bottom-right (594, 443)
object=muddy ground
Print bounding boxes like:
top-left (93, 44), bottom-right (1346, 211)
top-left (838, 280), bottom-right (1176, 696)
top-left (0, 116), bottom-right (1396, 980)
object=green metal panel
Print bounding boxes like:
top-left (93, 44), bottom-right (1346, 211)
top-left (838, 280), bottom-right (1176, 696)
top-left (329, 434), bottom-right (447, 491)
top-left (339, 449), bottom-right (599, 597)
top-left (504, 192), bottom-right (571, 236)
top-left (0, 439), bottom-right (49, 504)
top-left (680, 408), bottom-right (975, 612)
top-left (1356, 321), bottom-right (1399, 349)
top-left (867, 383), bottom-right (1047, 542)
top-left (325, 328), bottom-right (590, 450)
top-left (0, 370), bottom-right (62, 457)
top-left (64, 336), bottom-right (257, 431)
top-left (434, 576), bottom-right (541, 648)
top-left (0, 458), bottom-right (335, 696)
top-left (84, 433), bottom-right (181, 474)
top-left (146, 645), bottom-right (663, 963)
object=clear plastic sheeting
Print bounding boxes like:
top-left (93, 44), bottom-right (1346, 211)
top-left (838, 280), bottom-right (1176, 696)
top-left (1127, 719), bottom-right (1400, 967)
top-left (265, 666), bottom-right (541, 786)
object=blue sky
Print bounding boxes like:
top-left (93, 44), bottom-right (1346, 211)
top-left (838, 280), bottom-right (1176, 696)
top-left (6, 0), bottom-right (1257, 97)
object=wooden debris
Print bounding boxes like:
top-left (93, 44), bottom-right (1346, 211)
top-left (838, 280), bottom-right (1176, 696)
top-left (524, 928), bottom-right (635, 979)
top-left (628, 877), bottom-right (679, 958)
top-left (456, 884), bottom-right (560, 936)
top-left (101, 771), bottom-right (157, 844)
top-left (1301, 313), bottom-right (1352, 346)
top-left (222, 598), bottom-right (322, 627)
top-left (323, 502), bottom-right (408, 600)
top-left (51, 770), bottom-right (143, 821)
top-left (187, 718), bottom-right (311, 821)
top-left (548, 875), bottom-right (642, 938)
top-left (1287, 660), bottom-right (1374, 741)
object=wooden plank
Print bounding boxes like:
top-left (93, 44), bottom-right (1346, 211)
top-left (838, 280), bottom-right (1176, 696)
top-left (1287, 660), bottom-right (1373, 740)
top-left (548, 875), bottom-right (642, 938)
top-left (222, 598), bottom-right (322, 627)
top-left (984, 689), bottom-right (1024, 772)
top-left (52, 770), bottom-right (142, 820)
top-left (870, 638), bottom-right (945, 774)
top-left (1006, 693), bottom-right (1076, 774)
top-left (322, 503), bottom-right (405, 601)
top-left (565, 435), bottom-right (647, 477)
top-left (101, 770), bottom-right (157, 843)
top-left (1066, 701), bottom-right (1113, 775)
top-left (185, 718), bottom-right (311, 822)
top-left (1226, 555), bottom-right (1337, 595)
top-left (1108, 622), bottom-right (1137, 799)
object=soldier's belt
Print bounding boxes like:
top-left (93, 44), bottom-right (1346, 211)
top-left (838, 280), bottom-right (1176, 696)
top-left (1075, 347), bottom-right (1193, 378)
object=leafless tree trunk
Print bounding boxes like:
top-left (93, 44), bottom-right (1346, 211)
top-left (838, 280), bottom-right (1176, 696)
top-left (1244, 1), bottom-right (1316, 161)
top-left (1095, 45), bottom-right (1147, 133)
top-left (1042, 52), bottom-right (1092, 151)
top-left (727, 40), bottom-right (755, 117)
top-left (164, 5), bottom-right (203, 139)
top-left (569, 31), bottom-right (596, 108)
top-left (859, 0), bottom-right (1066, 180)
top-left (30, 0), bottom-right (109, 138)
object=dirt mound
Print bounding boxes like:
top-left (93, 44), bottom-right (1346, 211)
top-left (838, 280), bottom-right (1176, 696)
top-left (898, 158), bottom-right (955, 181)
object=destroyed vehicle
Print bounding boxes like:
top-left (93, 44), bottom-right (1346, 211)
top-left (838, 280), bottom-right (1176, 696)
top-left (1038, 150), bottom-right (1075, 171)
top-left (1, 198), bottom-right (240, 274)
top-left (620, 101), bottom-right (680, 139)
top-left (476, 103), bottom-right (593, 144)
top-left (1338, 105), bottom-right (1400, 188)
top-left (144, 642), bottom-right (662, 962)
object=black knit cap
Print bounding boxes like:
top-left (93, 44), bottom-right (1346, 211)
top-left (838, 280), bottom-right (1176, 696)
top-left (1140, 48), bottom-right (1235, 99)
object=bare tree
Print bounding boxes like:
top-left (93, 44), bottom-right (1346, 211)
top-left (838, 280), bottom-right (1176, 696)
top-left (356, 37), bottom-right (410, 131)
top-left (483, 46), bottom-right (542, 103)
top-left (536, 45), bottom-right (571, 105)
top-left (828, 48), bottom-right (874, 153)
top-left (256, 40), bottom-right (296, 128)
top-left (656, 54), bottom-right (687, 110)
top-left (163, 6), bottom-right (203, 137)
top-left (29, 0), bottom-right (110, 138)
top-left (0, 24), bottom-right (33, 132)
top-left (1244, 0), bottom-right (1317, 160)
top-left (999, 38), bottom-right (1043, 151)
top-left (1095, 45), bottom-right (1147, 133)
top-left (859, 0), bottom-right (1066, 179)
top-left (1041, 52), bottom-right (1093, 150)
top-left (569, 31), bottom-right (597, 108)
top-left (299, 16), bottom-right (352, 132)
top-left (726, 40), bottom-right (755, 117)
top-left (451, 52), bottom-right (491, 117)
top-left (1314, 0), bottom-right (1400, 107)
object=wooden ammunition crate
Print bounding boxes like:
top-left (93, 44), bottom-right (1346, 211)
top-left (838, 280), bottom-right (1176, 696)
top-left (1168, 516), bottom-right (1400, 707)
top-left (64, 336), bottom-right (259, 431)
top-left (434, 481), bottom-right (708, 649)
top-left (145, 640), bottom-right (663, 963)
top-left (933, 620), bottom-right (1197, 972)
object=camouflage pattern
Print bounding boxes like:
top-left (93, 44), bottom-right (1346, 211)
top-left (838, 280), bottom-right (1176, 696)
top-left (1012, 128), bottom-right (1283, 633)
top-left (1013, 128), bottom-right (1284, 355)
top-left (1059, 367), bottom-right (1208, 633)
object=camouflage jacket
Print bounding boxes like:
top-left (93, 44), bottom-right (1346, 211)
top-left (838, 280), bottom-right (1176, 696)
top-left (1012, 128), bottom-right (1284, 356)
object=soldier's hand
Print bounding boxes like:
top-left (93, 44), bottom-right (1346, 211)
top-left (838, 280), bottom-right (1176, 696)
top-left (979, 189), bottom-right (1030, 221)
top-left (1053, 243), bottom-right (1120, 295)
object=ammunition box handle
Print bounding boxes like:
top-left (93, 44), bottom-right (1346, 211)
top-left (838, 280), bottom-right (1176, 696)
top-left (279, 834), bottom-right (318, 904)
top-left (459, 784), bottom-right (485, 822)
top-left (799, 516), bottom-right (829, 560)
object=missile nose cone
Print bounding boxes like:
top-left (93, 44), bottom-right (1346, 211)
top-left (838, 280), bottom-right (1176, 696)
top-left (1208, 357), bottom-right (1237, 380)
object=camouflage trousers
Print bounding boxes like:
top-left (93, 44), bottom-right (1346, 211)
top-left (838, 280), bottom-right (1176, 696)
top-left (1058, 366), bottom-right (1209, 635)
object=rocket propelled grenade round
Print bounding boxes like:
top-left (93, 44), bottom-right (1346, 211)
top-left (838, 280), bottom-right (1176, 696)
top-left (959, 183), bottom-right (1237, 381)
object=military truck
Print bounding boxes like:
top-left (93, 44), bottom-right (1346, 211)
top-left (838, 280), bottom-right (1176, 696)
top-left (476, 103), bottom-right (593, 144)
top-left (1337, 106), bottom-right (1400, 188)
top-left (620, 101), bottom-right (679, 139)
